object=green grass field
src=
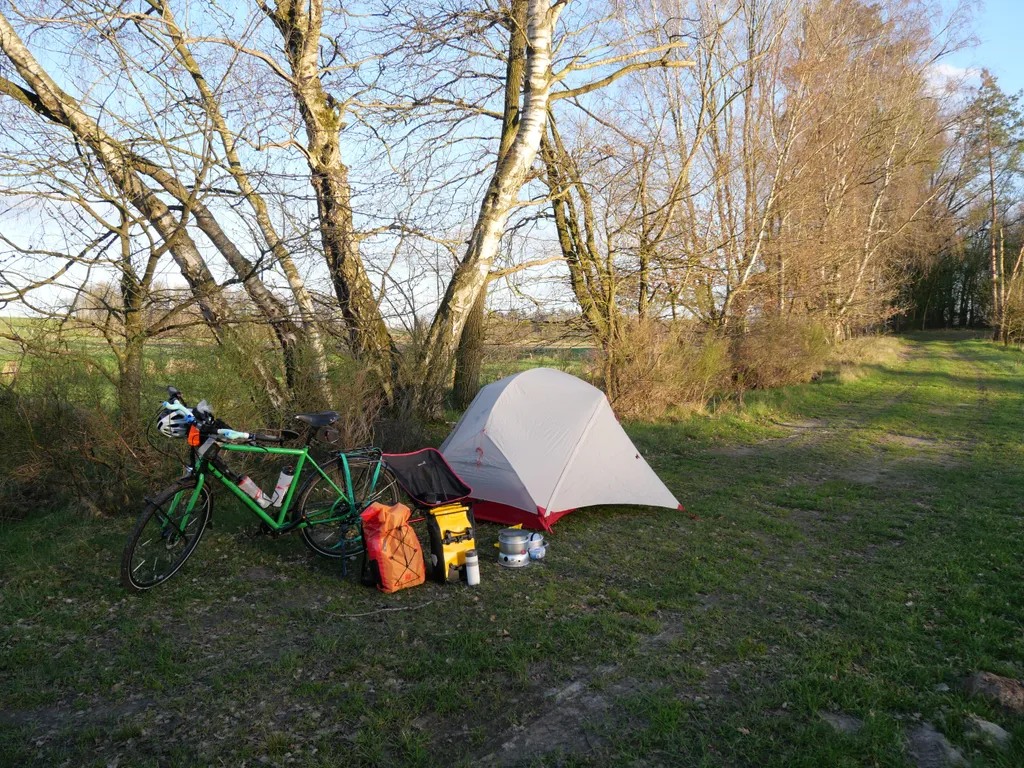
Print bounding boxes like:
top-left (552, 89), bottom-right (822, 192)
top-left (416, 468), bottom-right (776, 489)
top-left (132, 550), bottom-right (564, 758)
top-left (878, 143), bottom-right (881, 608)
top-left (1, 332), bottom-right (1022, 766)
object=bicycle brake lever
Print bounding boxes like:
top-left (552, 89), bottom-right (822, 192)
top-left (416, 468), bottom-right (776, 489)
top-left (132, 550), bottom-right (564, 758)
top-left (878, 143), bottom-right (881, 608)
top-left (162, 401), bottom-right (193, 417)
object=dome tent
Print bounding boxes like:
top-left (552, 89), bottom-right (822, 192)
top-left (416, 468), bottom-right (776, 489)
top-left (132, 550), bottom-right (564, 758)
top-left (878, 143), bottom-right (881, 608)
top-left (439, 368), bottom-right (681, 530)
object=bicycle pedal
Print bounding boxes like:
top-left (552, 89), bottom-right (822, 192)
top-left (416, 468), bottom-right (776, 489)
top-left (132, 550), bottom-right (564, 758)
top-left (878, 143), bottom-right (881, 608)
top-left (245, 523), bottom-right (273, 538)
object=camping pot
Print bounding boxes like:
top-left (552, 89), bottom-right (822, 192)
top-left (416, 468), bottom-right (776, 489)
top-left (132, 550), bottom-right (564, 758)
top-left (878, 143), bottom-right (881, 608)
top-left (498, 551), bottom-right (530, 568)
top-left (498, 529), bottom-right (532, 555)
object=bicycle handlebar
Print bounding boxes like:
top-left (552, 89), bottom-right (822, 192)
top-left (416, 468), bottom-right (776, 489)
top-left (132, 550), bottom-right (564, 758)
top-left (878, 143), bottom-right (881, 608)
top-left (217, 429), bottom-right (249, 441)
top-left (163, 390), bottom-right (285, 445)
top-left (216, 428), bottom-right (285, 445)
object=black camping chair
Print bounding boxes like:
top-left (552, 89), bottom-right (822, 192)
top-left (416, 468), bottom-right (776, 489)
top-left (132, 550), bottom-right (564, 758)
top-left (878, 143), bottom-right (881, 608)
top-left (383, 448), bottom-right (471, 508)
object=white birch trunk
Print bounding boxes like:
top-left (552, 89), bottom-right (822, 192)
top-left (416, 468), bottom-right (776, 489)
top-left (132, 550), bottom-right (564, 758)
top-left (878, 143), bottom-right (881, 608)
top-left (416, 0), bottom-right (563, 410)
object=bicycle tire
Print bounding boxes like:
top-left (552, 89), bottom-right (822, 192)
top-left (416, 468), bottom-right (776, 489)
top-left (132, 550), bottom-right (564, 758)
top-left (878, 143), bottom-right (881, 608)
top-left (121, 477), bottom-right (212, 592)
top-left (295, 456), bottom-right (399, 559)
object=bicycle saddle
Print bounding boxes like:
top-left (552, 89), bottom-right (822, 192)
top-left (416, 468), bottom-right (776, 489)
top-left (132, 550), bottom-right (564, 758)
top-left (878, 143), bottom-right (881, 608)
top-left (293, 410), bottom-right (340, 428)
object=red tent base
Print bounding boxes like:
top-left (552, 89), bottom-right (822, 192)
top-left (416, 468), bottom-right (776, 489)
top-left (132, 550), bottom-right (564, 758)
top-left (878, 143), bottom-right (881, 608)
top-left (471, 501), bottom-right (575, 532)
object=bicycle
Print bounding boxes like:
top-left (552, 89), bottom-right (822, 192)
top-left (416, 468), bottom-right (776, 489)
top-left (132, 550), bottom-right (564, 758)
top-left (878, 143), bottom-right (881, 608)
top-left (120, 386), bottom-right (399, 592)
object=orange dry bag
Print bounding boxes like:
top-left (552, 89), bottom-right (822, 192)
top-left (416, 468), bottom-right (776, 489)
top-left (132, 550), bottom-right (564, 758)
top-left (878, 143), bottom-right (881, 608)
top-left (360, 502), bottom-right (426, 593)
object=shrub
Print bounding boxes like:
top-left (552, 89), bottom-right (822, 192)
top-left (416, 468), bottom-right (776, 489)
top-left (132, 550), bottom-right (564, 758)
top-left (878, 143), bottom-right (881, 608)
top-left (0, 353), bottom-right (153, 520)
top-left (1002, 289), bottom-right (1024, 344)
top-left (0, 330), bottom-right (386, 520)
top-left (597, 320), bottom-right (732, 419)
top-left (733, 317), bottom-right (830, 390)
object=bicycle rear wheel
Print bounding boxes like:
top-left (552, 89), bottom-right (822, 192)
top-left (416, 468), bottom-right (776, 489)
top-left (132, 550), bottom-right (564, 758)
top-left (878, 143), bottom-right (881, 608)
top-left (295, 456), bottom-right (399, 559)
top-left (121, 477), bottom-right (212, 592)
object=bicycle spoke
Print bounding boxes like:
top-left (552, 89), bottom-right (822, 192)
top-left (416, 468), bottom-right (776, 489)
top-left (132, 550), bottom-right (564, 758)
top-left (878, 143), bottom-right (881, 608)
top-left (298, 457), bottom-right (398, 560)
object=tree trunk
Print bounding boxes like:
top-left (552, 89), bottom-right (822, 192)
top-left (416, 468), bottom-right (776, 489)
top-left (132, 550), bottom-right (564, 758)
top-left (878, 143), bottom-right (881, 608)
top-left (263, 1), bottom-right (399, 392)
top-left (130, 158), bottom-right (307, 392)
top-left (638, 244), bottom-right (651, 320)
top-left (0, 12), bottom-right (288, 410)
top-left (119, 334), bottom-right (145, 438)
top-left (415, 0), bottom-right (562, 416)
top-left (117, 220), bottom-right (146, 439)
top-left (542, 119), bottom-right (614, 343)
top-left (988, 124), bottom-right (1001, 341)
top-left (452, 287), bottom-right (488, 409)
top-left (451, 0), bottom-right (529, 409)
top-left (999, 228), bottom-right (1008, 344)
top-left (152, 0), bottom-right (331, 406)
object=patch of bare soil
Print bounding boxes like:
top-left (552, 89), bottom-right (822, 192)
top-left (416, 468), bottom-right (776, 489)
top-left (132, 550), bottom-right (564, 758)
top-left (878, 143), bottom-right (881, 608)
top-left (0, 698), bottom-right (152, 730)
top-left (840, 466), bottom-right (886, 485)
top-left (820, 711), bottom-right (863, 734)
top-left (478, 677), bottom-right (617, 765)
top-left (707, 445), bottom-right (758, 457)
top-left (477, 611), bottom-right (753, 766)
top-left (884, 434), bottom-right (939, 450)
top-left (775, 418), bottom-right (828, 430)
top-left (880, 434), bottom-right (960, 470)
top-left (707, 418), bottom-right (830, 460)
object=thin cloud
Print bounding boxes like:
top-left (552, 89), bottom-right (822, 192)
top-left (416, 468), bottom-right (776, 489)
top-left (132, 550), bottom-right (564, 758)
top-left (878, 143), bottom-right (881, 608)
top-left (926, 62), bottom-right (980, 96)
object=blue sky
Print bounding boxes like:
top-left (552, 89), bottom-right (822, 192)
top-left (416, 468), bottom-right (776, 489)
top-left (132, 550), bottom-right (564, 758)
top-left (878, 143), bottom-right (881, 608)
top-left (946, 0), bottom-right (1024, 94)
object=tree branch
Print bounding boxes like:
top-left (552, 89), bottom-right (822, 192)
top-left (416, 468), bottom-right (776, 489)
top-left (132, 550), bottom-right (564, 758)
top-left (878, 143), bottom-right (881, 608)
top-left (550, 58), bottom-right (695, 103)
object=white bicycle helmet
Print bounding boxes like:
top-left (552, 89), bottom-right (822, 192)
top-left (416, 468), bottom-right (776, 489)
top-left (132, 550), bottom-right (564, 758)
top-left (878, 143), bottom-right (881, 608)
top-left (157, 408), bottom-right (192, 438)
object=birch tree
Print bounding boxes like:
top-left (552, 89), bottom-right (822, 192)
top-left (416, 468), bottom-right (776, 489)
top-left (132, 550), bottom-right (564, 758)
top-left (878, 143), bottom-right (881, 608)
top-left (957, 72), bottom-right (1024, 340)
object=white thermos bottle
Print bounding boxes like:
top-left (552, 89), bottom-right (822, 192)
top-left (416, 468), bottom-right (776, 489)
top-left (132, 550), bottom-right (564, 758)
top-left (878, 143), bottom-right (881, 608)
top-left (464, 549), bottom-right (480, 586)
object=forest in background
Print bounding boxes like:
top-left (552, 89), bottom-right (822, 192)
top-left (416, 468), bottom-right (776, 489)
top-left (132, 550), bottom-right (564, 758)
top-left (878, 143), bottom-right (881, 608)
top-left (0, 0), bottom-right (1021, 515)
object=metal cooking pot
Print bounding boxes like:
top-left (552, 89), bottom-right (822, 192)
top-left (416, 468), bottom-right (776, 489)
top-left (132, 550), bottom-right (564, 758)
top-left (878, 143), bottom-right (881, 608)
top-left (498, 528), bottom-right (532, 555)
top-left (498, 551), bottom-right (530, 568)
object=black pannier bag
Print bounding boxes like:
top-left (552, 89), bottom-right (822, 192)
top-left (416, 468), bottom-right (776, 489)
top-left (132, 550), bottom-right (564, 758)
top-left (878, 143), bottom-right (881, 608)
top-left (383, 448), bottom-right (472, 508)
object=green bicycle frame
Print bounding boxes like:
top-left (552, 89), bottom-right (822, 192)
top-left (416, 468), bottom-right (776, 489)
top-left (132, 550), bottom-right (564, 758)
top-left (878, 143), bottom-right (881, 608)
top-left (208, 444), bottom-right (346, 530)
top-left (164, 444), bottom-right (372, 542)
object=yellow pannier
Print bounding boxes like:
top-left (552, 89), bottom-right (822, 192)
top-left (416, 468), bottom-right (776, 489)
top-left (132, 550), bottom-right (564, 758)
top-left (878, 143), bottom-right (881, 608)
top-left (425, 502), bottom-right (476, 583)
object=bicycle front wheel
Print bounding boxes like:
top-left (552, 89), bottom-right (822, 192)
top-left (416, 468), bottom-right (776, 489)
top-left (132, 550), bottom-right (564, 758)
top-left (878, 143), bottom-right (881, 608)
top-left (295, 456), bottom-right (399, 559)
top-left (121, 477), bottom-right (212, 592)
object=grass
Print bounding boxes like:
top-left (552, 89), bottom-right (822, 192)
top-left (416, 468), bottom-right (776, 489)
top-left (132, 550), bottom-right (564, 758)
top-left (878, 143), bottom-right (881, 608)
top-left (1, 331), bottom-right (1022, 766)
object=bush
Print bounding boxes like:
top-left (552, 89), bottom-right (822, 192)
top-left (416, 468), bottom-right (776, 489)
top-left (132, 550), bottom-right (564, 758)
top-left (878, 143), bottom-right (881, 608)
top-left (0, 353), bottom-right (152, 520)
top-left (733, 317), bottom-right (830, 390)
top-left (0, 331), bottom-right (387, 520)
top-left (1002, 289), bottom-right (1024, 344)
top-left (597, 320), bottom-right (732, 419)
